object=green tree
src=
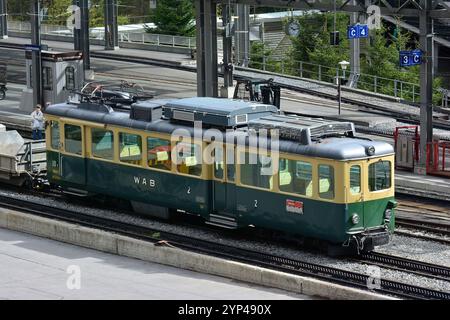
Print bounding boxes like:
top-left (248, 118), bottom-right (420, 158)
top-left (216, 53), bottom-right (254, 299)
top-left (249, 41), bottom-right (280, 72)
top-left (44, 0), bottom-right (71, 25)
top-left (286, 12), bottom-right (349, 81)
top-left (146, 0), bottom-right (195, 36)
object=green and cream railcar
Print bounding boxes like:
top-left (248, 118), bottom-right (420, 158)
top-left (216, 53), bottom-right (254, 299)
top-left (44, 97), bottom-right (396, 253)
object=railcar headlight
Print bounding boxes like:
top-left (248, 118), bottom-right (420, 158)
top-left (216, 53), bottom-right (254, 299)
top-left (351, 213), bottom-right (360, 225)
top-left (384, 209), bottom-right (392, 222)
top-left (366, 146), bottom-right (375, 156)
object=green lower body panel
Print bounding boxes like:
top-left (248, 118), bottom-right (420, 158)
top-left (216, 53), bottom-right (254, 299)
top-left (47, 152), bottom-right (394, 246)
top-left (48, 152), bottom-right (211, 217)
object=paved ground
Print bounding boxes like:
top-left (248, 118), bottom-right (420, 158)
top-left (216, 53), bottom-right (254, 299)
top-left (0, 227), bottom-right (312, 300)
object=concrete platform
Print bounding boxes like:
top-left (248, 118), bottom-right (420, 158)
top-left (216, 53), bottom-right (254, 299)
top-left (395, 171), bottom-right (450, 201)
top-left (0, 208), bottom-right (391, 299)
top-left (0, 227), bottom-right (312, 300)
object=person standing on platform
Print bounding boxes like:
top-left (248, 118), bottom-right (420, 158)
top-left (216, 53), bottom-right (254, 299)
top-left (31, 104), bottom-right (44, 140)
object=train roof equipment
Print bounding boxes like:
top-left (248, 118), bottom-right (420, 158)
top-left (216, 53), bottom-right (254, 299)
top-left (77, 80), bottom-right (155, 108)
top-left (162, 97), bottom-right (278, 127)
top-left (233, 78), bottom-right (281, 109)
top-left (248, 114), bottom-right (355, 145)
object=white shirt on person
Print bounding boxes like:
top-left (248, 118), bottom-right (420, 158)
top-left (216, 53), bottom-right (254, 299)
top-left (31, 110), bottom-right (44, 130)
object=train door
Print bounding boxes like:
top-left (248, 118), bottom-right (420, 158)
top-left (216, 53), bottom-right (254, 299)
top-left (348, 162), bottom-right (365, 225)
top-left (212, 144), bottom-right (236, 216)
top-left (60, 120), bottom-right (86, 186)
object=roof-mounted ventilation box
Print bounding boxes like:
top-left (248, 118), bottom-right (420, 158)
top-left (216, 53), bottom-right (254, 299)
top-left (130, 100), bottom-right (167, 122)
top-left (249, 115), bottom-right (355, 145)
top-left (162, 97), bottom-right (278, 128)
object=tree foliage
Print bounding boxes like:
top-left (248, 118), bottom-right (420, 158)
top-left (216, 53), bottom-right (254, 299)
top-left (146, 0), bottom-right (195, 36)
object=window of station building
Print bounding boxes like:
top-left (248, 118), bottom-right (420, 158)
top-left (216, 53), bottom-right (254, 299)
top-left (50, 121), bottom-right (60, 150)
top-left (65, 66), bottom-right (75, 91)
top-left (29, 65), bottom-right (33, 88)
top-left (318, 164), bottom-right (335, 200)
top-left (91, 128), bottom-right (114, 160)
top-left (175, 142), bottom-right (202, 176)
top-left (278, 158), bottom-right (313, 197)
top-left (147, 137), bottom-right (171, 171)
top-left (240, 152), bottom-right (273, 190)
top-left (42, 67), bottom-right (53, 90)
top-left (350, 165), bottom-right (361, 195)
top-left (119, 132), bottom-right (142, 165)
top-left (64, 124), bottom-right (82, 155)
top-left (369, 161), bottom-right (391, 191)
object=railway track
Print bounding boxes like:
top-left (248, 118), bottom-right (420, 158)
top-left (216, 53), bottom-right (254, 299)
top-left (0, 192), bottom-right (449, 300)
top-left (360, 252), bottom-right (450, 282)
top-left (396, 216), bottom-right (450, 237)
top-left (2, 42), bottom-right (450, 132)
top-left (394, 196), bottom-right (450, 243)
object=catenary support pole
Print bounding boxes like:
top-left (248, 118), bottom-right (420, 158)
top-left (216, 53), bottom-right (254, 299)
top-left (195, 0), bottom-right (218, 97)
top-left (80, 0), bottom-right (90, 69)
top-left (0, 0), bottom-right (8, 39)
top-left (234, 4), bottom-right (249, 67)
top-left (31, 0), bottom-right (43, 108)
top-left (222, 4), bottom-right (233, 89)
top-left (105, 0), bottom-right (119, 50)
top-left (349, 0), bottom-right (360, 88)
top-left (417, 0), bottom-right (434, 174)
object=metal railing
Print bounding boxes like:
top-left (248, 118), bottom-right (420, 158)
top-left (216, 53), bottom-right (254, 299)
top-left (245, 51), bottom-right (444, 105)
top-left (7, 20), bottom-right (197, 49)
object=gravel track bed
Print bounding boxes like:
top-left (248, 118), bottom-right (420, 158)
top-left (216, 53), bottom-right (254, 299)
top-left (1, 187), bottom-right (449, 294)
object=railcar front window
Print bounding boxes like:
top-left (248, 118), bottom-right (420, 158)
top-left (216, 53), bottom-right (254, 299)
top-left (319, 164), bottom-right (335, 199)
top-left (369, 160), bottom-right (391, 191)
top-left (148, 137), bottom-right (171, 171)
top-left (240, 152), bottom-right (273, 190)
top-left (119, 133), bottom-right (142, 165)
top-left (278, 158), bottom-right (313, 197)
top-left (50, 121), bottom-right (60, 150)
top-left (350, 165), bottom-right (361, 194)
top-left (175, 142), bottom-right (202, 176)
top-left (92, 128), bottom-right (114, 160)
top-left (64, 124), bottom-right (82, 155)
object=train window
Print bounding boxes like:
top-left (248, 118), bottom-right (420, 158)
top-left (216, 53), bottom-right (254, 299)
top-left (50, 121), bottom-right (60, 150)
top-left (119, 133), bottom-right (142, 165)
top-left (227, 164), bottom-right (235, 182)
top-left (369, 161), bottom-right (391, 191)
top-left (147, 137), bottom-right (171, 171)
top-left (64, 124), bottom-right (82, 155)
top-left (91, 128), bottom-right (114, 160)
top-left (226, 148), bottom-right (235, 182)
top-left (175, 142), bottom-right (202, 176)
top-left (318, 165), bottom-right (335, 199)
top-left (240, 152), bottom-right (273, 190)
top-left (350, 165), bottom-right (361, 194)
top-left (278, 158), bottom-right (312, 197)
top-left (213, 147), bottom-right (224, 179)
top-left (65, 67), bottom-right (75, 91)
